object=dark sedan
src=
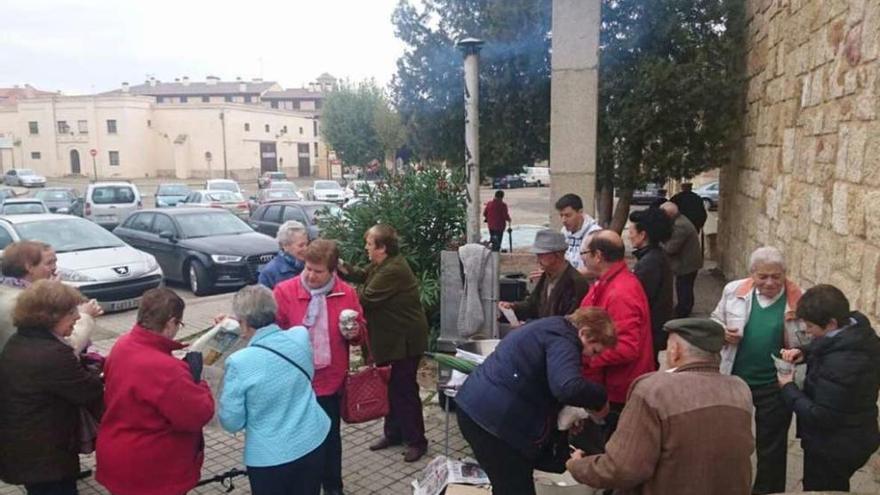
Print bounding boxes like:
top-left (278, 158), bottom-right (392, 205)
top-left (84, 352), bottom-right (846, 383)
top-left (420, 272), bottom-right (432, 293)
top-left (491, 175), bottom-right (525, 189)
top-left (249, 200), bottom-right (341, 240)
top-left (113, 208), bottom-right (277, 296)
top-left (33, 188), bottom-right (79, 213)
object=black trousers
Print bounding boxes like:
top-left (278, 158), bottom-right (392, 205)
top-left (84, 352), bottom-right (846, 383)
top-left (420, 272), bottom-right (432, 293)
top-left (802, 445), bottom-right (856, 492)
top-left (247, 441), bottom-right (326, 495)
top-left (317, 394), bottom-right (343, 492)
top-left (24, 479), bottom-right (77, 495)
top-left (383, 355), bottom-right (427, 448)
top-left (751, 384), bottom-right (792, 495)
top-left (674, 270), bottom-right (698, 318)
top-left (457, 409), bottom-right (536, 495)
top-left (488, 229), bottom-right (504, 251)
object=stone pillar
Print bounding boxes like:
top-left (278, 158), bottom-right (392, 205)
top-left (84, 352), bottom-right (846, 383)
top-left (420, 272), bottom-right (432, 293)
top-left (549, 0), bottom-right (601, 225)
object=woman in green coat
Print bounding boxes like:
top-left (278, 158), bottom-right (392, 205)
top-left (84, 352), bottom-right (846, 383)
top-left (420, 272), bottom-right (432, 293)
top-left (340, 224), bottom-right (429, 462)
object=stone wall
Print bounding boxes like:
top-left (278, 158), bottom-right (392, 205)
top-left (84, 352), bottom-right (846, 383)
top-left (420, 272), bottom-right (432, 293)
top-left (719, 0), bottom-right (880, 325)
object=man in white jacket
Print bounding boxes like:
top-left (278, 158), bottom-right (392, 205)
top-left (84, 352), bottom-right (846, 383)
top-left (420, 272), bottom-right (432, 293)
top-left (555, 194), bottom-right (601, 272)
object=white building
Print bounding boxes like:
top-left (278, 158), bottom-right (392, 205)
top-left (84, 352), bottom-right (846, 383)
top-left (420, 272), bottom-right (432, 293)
top-left (0, 76), bottom-right (334, 180)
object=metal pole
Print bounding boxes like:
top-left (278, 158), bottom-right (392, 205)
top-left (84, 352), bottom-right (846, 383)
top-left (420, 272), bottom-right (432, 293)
top-left (91, 156), bottom-right (98, 181)
top-left (220, 111), bottom-right (229, 179)
top-left (458, 38), bottom-right (484, 244)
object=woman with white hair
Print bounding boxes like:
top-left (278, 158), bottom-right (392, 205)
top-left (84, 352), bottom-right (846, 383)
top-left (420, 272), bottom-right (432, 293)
top-left (219, 285), bottom-right (330, 495)
top-left (258, 221), bottom-right (309, 289)
top-left (711, 246), bottom-right (806, 495)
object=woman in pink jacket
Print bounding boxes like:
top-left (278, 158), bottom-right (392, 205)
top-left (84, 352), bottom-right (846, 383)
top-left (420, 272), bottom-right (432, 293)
top-left (273, 239), bottom-right (365, 495)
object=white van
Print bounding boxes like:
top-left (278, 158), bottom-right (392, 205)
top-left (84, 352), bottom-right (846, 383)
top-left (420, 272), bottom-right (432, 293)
top-left (83, 182), bottom-right (142, 229)
top-left (522, 167), bottom-right (550, 187)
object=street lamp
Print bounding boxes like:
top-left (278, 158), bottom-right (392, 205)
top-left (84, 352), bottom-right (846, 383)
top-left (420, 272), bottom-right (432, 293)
top-left (457, 37), bottom-right (485, 244)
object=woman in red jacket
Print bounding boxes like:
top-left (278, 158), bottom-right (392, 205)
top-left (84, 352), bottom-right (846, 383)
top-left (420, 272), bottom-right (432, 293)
top-left (274, 239), bottom-right (366, 495)
top-left (96, 288), bottom-right (215, 495)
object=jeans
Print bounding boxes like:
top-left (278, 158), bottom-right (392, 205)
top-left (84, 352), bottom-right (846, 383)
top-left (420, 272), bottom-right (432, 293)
top-left (457, 408), bottom-right (536, 495)
top-left (383, 355), bottom-right (427, 448)
top-left (751, 384), bottom-right (792, 494)
top-left (488, 229), bottom-right (504, 252)
top-left (674, 270), bottom-right (698, 318)
top-left (317, 394), bottom-right (343, 492)
top-left (247, 441), bottom-right (326, 495)
top-left (24, 479), bottom-right (77, 495)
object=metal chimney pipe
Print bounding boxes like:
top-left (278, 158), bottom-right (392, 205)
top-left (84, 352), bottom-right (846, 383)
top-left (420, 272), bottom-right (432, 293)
top-left (457, 37), bottom-right (485, 244)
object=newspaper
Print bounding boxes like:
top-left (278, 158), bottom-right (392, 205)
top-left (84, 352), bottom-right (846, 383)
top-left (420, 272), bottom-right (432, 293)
top-left (186, 319), bottom-right (247, 431)
top-left (411, 456), bottom-right (489, 495)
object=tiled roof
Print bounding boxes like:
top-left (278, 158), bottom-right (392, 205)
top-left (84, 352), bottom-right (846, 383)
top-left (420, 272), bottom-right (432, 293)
top-left (102, 81), bottom-right (278, 96)
top-left (262, 89), bottom-right (325, 99)
top-left (0, 85), bottom-right (55, 106)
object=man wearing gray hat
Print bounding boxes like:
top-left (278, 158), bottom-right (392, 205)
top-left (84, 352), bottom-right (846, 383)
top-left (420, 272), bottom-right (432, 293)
top-left (567, 318), bottom-right (755, 495)
top-left (498, 229), bottom-right (589, 322)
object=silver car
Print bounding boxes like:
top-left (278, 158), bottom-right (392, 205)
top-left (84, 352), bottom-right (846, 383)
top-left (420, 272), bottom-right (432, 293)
top-left (3, 168), bottom-right (46, 188)
top-left (0, 198), bottom-right (49, 215)
top-left (84, 182), bottom-right (142, 229)
top-left (0, 214), bottom-right (163, 312)
top-left (178, 190), bottom-right (250, 219)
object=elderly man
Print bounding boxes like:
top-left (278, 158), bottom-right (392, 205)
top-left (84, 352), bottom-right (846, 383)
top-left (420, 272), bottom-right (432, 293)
top-left (567, 318), bottom-right (755, 495)
top-left (660, 202), bottom-right (702, 318)
top-left (778, 284), bottom-right (880, 492)
top-left (711, 246), bottom-right (804, 494)
top-left (579, 230), bottom-right (654, 430)
top-left (498, 230), bottom-right (589, 322)
top-left (555, 194), bottom-right (601, 271)
top-left (258, 220), bottom-right (308, 289)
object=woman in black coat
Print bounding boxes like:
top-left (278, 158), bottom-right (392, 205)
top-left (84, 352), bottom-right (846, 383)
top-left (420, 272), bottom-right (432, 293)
top-left (626, 207), bottom-right (674, 368)
top-left (778, 284), bottom-right (880, 492)
top-left (0, 281), bottom-right (104, 495)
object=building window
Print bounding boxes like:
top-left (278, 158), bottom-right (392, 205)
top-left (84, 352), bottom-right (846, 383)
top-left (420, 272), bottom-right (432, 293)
top-left (106, 120), bottom-right (117, 134)
top-left (147, 119), bottom-right (151, 127)
top-left (77, 120), bottom-right (88, 134)
top-left (244, 123), bottom-right (250, 132)
top-left (225, 95), bottom-right (233, 102)
top-left (156, 96), bottom-right (165, 103)
top-left (265, 124), bottom-right (270, 133)
top-left (108, 151), bottom-right (120, 166)
top-left (299, 127), bottom-right (304, 135)
top-left (244, 95), bottom-right (252, 103)
top-left (282, 125), bottom-right (288, 133)
top-left (31, 152), bottom-right (41, 159)
top-left (270, 101), bottom-right (278, 109)
top-left (180, 96), bottom-right (188, 103)
top-left (313, 120), bottom-right (318, 136)
top-left (28, 121), bottom-right (39, 135)
top-left (57, 121), bottom-right (70, 134)
top-left (202, 96), bottom-right (210, 103)
top-left (314, 142), bottom-right (319, 157)
top-left (293, 101), bottom-right (300, 110)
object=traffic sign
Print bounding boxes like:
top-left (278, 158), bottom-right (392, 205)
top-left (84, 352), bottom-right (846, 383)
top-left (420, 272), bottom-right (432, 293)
top-left (89, 149), bottom-right (97, 157)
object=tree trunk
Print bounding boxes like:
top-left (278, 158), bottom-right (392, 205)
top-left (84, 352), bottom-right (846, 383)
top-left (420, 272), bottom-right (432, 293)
top-left (609, 188), bottom-right (633, 234)
top-left (597, 182), bottom-right (614, 227)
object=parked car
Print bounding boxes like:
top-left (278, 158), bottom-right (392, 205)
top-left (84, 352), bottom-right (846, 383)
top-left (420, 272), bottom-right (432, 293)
top-left (492, 175), bottom-right (525, 189)
top-left (114, 208), bottom-right (277, 296)
top-left (82, 182), bottom-right (142, 229)
top-left (34, 188), bottom-right (79, 214)
top-left (694, 181), bottom-right (720, 210)
top-left (263, 180), bottom-right (302, 198)
top-left (309, 180), bottom-right (347, 204)
top-left (257, 171), bottom-right (288, 189)
top-left (177, 190), bottom-right (250, 219)
top-left (521, 167), bottom-right (550, 187)
top-left (3, 168), bottom-right (46, 188)
top-left (249, 201), bottom-right (341, 240)
top-left (0, 198), bottom-right (49, 215)
top-left (347, 180), bottom-right (377, 198)
top-left (0, 214), bottom-right (163, 311)
top-left (250, 189), bottom-right (302, 211)
top-left (155, 183), bottom-right (192, 208)
top-left (206, 178), bottom-right (243, 196)
top-left (0, 187), bottom-right (18, 202)
top-left (630, 183), bottom-right (667, 205)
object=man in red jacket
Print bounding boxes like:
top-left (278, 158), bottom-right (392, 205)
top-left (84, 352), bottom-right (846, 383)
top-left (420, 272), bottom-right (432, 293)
top-left (579, 230), bottom-right (655, 435)
top-left (483, 190), bottom-right (511, 251)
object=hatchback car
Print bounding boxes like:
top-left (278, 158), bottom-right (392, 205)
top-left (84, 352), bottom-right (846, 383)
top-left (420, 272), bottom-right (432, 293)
top-left (3, 168), bottom-right (46, 188)
top-left (249, 201), bottom-right (341, 239)
top-left (0, 214), bottom-right (163, 311)
top-left (0, 198), bottom-right (49, 215)
top-left (250, 189), bottom-right (302, 210)
top-left (34, 188), bottom-right (79, 213)
top-left (258, 171), bottom-right (288, 189)
top-left (83, 182), bottom-right (142, 229)
top-left (177, 190), bottom-right (250, 219)
top-left (155, 183), bottom-right (192, 208)
top-left (206, 179), bottom-right (243, 196)
top-left (114, 208), bottom-right (277, 296)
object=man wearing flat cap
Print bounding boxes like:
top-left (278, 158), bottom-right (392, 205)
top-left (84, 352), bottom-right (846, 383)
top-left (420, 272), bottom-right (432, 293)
top-left (567, 318), bottom-right (755, 495)
top-left (498, 229), bottom-right (589, 322)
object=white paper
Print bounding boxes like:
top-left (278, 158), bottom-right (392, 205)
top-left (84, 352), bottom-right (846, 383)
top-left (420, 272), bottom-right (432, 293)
top-left (500, 306), bottom-right (520, 326)
top-left (411, 456), bottom-right (490, 495)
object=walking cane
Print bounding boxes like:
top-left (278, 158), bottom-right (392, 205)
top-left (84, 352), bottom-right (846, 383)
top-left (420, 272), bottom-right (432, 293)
top-left (507, 225), bottom-right (513, 253)
top-left (196, 468), bottom-right (248, 492)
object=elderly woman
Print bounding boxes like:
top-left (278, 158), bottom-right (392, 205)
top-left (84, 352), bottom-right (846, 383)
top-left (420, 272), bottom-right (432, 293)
top-left (0, 241), bottom-right (102, 353)
top-left (339, 224), bottom-right (429, 462)
top-left (711, 246), bottom-right (804, 495)
top-left (0, 280), bottom-right (103, 495)
top-left (455, 308), bottom-right (616, 495)
top-left (259, 220), bottom-right (309, 289)
top-left (96, 288), bottom-right (215, 495)
top-left (220, 285), bottom-right (330, 495)
top-left (274, 239), bottom-right (365, 495)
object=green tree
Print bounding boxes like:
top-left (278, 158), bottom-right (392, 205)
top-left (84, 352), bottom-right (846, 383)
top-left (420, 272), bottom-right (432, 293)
top-left (320, 80), bottom-right (385, 167)
top-left (373, 100), bottom-right (407, 171)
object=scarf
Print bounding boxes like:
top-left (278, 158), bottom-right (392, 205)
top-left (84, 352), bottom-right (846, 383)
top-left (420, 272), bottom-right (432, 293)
top-left (281, 251), bottom-right (305, 273)
top-left (300, 275), bottom-right (336, 369)
top-left (0, 277), bottom-right (30, 289)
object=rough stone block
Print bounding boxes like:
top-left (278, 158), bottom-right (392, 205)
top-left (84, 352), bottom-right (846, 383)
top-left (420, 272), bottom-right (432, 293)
top-left (782, 128), bottom-right (797, 171)
top-left (866, 191), bottom-right (880, 243)
top-left (855, 93), bottom-right (878, 120)
top-left (848, 0), bottom-right (869, 26)
top-left (829, 271), bottom-right (861, 306)
top-left (860, 245), bottom-right (880, 316)
top-left (757, 215), bottom-right (771, 243)
top-left (832, 182), bottom-right (849, 235)
top-left (846, 238), bottom-right (865, 280)
top-left (808, 222), bottom-right (820, 247)
top-left (864, 127), bottom-right (880, 187)
top-left (809, 186), bottom-right (825, 224)
top-left (846, 123), bottom-right (868, 182)
top-left (801, 244), bottom-right (817, 280)
top-left (849, 186), bottom-right (867, 239)
top-left (863, 0), bottom-right (880, 61)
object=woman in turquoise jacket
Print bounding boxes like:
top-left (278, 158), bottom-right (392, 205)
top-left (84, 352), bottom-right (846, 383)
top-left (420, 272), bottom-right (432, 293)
top-left (219, 285), bottom-right (330, 495)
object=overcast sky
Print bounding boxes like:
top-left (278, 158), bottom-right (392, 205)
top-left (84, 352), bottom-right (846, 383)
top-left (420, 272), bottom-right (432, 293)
top-left (0, 0), bottom-right (407, 94)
